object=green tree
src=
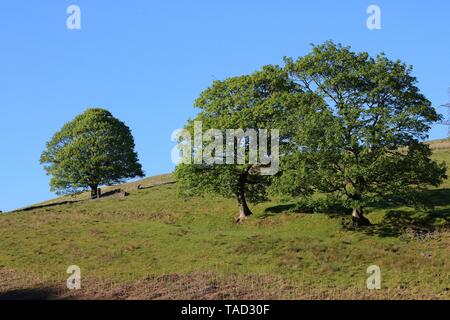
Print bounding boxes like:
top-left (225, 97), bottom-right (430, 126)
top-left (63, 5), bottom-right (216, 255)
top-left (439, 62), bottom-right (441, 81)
top-left (276, 41), bottom-right (447, 225)
top-left (175, 65), bottom-right (299, 222)
top-left (41, 108), bottom-right (144, 198)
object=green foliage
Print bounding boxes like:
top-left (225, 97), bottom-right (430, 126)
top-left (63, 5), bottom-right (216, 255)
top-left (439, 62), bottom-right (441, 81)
top-left (176, 164), bottom-right (269, 204)
top-left (175, 65), bottom-right (299, 216)
top-left (40, 108), bottom-right (144, 195)
top-left (275, 41), bottom-right (447, 218)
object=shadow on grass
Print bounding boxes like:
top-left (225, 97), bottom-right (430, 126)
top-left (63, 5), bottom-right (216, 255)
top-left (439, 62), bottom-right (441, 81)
top-left (137, 181), bottom-right (176, 190)
top-left (260, 204), bottom-right (299, 219)
top-left (346, 209), bottom-right (449, 238)
top-left (13, 200), bottom-right (83, 213)
top-left (347, 189), bottom-right (450, 237)
top-left (262, 200), bottom-right (351, 218)
top-left (366, 189), bottom-right (449, 237)
top-left (264, 189), bottom-right (450, 237)
top-left (0, 287), bottom-right (62, 300)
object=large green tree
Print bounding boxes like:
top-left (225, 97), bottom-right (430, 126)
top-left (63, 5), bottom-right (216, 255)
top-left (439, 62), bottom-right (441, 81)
top-left (175, 65), bottom-right (299, 222)
top-left (276, 41), bottom-right (447, 225)
top-left (41, 108), bottom-right (144, 198)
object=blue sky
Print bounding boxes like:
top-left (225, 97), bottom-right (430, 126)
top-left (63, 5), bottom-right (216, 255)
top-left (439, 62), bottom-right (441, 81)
top-left (0, 0), bottom-right (449, 211)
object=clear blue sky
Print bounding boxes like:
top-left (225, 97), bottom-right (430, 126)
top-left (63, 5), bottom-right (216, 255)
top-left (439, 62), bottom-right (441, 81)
top-left (0, 0), bottom-right (449, 211)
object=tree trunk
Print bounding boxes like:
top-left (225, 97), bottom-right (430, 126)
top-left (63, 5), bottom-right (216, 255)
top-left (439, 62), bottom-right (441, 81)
top-left (351, 206), bottom-right (371, 226)
top-left (236, 190), bottom-right (253, 223)
top-left (90, 185), bottom-right (99, 199)
top-left (235, 167), bottom-right (253, 223)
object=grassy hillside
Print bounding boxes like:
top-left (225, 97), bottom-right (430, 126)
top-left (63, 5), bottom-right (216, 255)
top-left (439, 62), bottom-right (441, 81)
top-left (0, 145), bottom-right (449, 299)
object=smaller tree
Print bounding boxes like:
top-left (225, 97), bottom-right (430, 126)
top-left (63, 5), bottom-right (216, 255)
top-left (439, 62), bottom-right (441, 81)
top-left (175, 66), bottom-right (298, 222)
top-left (41, 108), bottom-right (144, 198)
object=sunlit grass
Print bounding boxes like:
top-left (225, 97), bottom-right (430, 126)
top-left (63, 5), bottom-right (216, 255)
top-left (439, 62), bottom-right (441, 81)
top-left (0, 143), bottom-right (449, 299)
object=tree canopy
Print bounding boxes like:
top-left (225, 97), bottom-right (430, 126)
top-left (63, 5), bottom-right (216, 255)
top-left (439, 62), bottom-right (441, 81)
top-left (40, 108), bottom-right (144, 197)
top-left (175, 65), bottom-right (299, 222)
top-left (275, 41), bottom-right (447, 225)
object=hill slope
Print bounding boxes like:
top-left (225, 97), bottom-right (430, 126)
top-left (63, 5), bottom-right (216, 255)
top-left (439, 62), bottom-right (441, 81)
top-left (0, 144), bottom-right (449, 300)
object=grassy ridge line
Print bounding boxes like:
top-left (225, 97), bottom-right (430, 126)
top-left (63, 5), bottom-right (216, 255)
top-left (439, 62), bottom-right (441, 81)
top-left (426, 139), bottom-right (450, 151)
top-left (12, 174), bottom-right (175, 212)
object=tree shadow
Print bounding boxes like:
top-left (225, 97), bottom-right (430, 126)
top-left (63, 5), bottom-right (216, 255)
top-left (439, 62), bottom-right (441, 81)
top-left (351, 189), bottom-right (450, 238)
top-left (101, 188), bottom-right (129, 198)
top-left (260, 204), bottom-right (299, 218)
top-left (137, 181), bottom-right (176, 190)
top-left (0, 287), bottom-right (62, 300)
top-left (353, 209), bottom-right (449, 238)
top-left (367, 188), bottom-right (450, 211)
top-left (262, 200), bottom-right (351, 219)
top-left (263, 189), bottom-right (450, 238)
top-left (13, 200), bottom-right (83, 213)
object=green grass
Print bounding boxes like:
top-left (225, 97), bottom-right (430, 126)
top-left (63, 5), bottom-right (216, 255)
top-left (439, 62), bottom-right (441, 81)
top-left (0, 146), bottom-right (449, 299)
